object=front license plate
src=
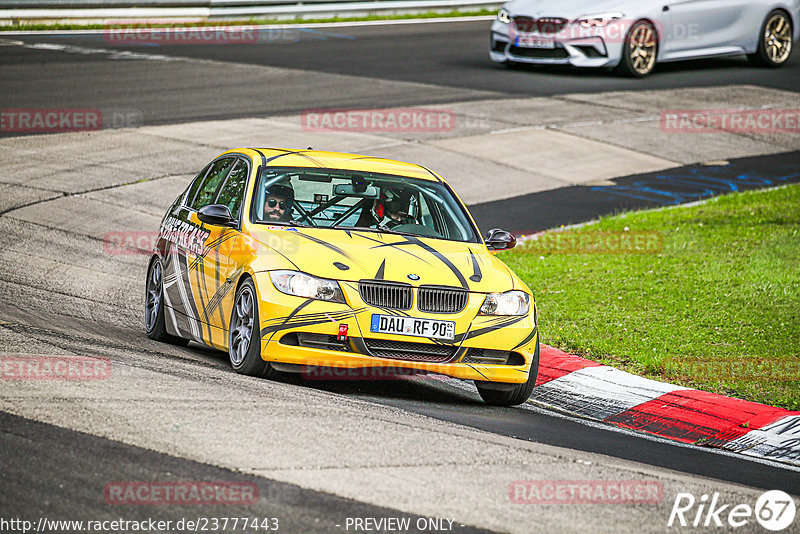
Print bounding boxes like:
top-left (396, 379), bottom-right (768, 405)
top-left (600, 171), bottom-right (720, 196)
top-left (515, 36), bottom-right (556, 48)
top-left (370, 314), bottom-right (455, 341)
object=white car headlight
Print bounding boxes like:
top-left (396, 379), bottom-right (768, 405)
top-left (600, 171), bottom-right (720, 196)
top-left (576, 12), bottom-right (624, 27)
top-left (497, 8), bottom-right (511, 24)
top-left (480, 290), bottom-right (530, 316)
top-left (269, 270), bottom-right (345, 303)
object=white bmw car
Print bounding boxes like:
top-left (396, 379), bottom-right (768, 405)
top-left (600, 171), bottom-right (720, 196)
top-left (489, 0), bottom-right (799, 76)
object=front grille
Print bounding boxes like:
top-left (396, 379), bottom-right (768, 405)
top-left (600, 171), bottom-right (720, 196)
top-left (417, 286), bottom-right (468, 313)
top-left (364, 338), bottom-right (456, 363)
top-left (508, 46), bottom-right (569, 59)
top-left (359, 280), bottom-right (412, 310)
top-left (513, 16), bottom-right (568, 34)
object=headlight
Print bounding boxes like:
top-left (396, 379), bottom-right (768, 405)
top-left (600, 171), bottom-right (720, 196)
top-left (497, 8), bottom-right (511, 24)
top-left (576, 12), bottom-right (624, 27)
top-left (269, 270), bottom-right (345, 303)
top-left (480, 290), bottom-right (530, 316)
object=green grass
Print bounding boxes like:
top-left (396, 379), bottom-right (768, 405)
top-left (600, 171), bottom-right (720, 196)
top-left (499, 184), bottom-right (800, 410)
top-left (0, 9), bottom-right (496, 32)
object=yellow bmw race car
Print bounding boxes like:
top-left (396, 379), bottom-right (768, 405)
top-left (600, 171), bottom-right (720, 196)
top-left (145, 148), bottom-right (539, 406)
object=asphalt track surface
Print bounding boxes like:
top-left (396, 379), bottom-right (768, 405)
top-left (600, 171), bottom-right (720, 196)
top-left (1, 20), bottom-right (800, 127)
top-left (0, 412), bottom-right (489, 534)
top-left (2, 18), bottom-right (800, 531)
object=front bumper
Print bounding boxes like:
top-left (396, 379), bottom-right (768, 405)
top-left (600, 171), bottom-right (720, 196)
top-left (489, 19), bottom-right (624, 68)
top-left (253, 273), bottom-right (538, 384)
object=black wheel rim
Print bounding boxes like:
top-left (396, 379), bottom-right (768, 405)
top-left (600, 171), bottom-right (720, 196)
top-left (145, 260), bottom-right (162, 331)
top-left (230, 286), bottom-right (255, 366)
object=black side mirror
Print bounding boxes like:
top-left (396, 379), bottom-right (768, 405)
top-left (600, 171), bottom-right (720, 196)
top-left (198, 204), bottom-right (237, 228)
top-left (485, 228), bottom-right (516, 251)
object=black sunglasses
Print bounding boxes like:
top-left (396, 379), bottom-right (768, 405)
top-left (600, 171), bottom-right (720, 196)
top-left (266, 199), bottom-right (288, 210)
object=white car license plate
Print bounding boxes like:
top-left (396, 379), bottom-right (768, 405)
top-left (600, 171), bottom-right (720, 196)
top-left (370, 314), bottom-right (455, 341)
top-left (515, 36), bottom-right (555, 49)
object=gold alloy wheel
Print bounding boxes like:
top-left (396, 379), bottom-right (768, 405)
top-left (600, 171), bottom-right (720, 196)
top-left (764, 13), bottom-right (793, 64)
top-left (629, 22), bottom-right (657, 75)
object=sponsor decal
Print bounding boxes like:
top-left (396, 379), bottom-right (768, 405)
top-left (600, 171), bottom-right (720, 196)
top-left (160, 216), bottom-right (211, 256)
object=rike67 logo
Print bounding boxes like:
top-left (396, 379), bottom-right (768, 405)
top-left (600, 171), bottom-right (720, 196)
top-left (668, 490), bottom-right (796, 531)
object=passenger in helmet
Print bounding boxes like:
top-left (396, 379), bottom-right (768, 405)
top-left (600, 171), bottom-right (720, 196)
top-left (263, 181), bottom-right (294, 222)
top-left (368, 187), bottom-right (416, 229)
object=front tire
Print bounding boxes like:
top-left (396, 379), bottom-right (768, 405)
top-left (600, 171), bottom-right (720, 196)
top-left (229, 278), bottom-right (278, 378)
top-left (615, 20), bottom-right (658, 77)
top-left (476, 339), bottom-right (540, 406)
top-left (748, 10), bottom-right (793, 68)
top-left (144, 256), bottom-right (189, 346)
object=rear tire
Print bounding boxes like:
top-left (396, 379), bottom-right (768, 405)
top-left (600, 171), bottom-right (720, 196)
top-left (476, 339), bottom-right (540, 406)
top-left (144, 256), bottom-right (189, 346)
top-left (229, 277), bottom-right (279, 378)
top-left (748, 10), bottom-right (793, 67)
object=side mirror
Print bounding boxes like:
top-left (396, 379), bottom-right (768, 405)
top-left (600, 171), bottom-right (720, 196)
top-left (485, 228), bottom-right (516, 251)
top-left (198, 204), bottom-right (237, 228)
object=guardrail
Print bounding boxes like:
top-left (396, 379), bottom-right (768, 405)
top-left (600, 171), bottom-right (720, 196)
top-left (0, 0), bottom-right (502, 24)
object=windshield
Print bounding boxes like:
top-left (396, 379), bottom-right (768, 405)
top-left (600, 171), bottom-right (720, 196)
top-left (250, 167), bottom-right (480, 243)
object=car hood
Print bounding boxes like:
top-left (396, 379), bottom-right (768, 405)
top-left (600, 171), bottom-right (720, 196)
top-left (505, 0), bottom-right (636, 19)
top-left (248, 227), bottom-right (520, 293)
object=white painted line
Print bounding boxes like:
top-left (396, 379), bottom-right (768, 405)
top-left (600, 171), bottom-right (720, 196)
top-left (528, 365), bottom-right (690, 421)
top-left (489, 126), bottom-right (542, 135)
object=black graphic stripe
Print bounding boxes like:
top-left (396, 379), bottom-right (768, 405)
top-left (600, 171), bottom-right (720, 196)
top-left (469, 250), bottom-right (482, 282)
top-left (375, 259), bottom-right (386, 280)
top-left (293, 231), bottom-right (357, 262)
top-left (512, 327), bottom-right (538, 351)
top-left (357, 234), bottom-right (433, 264)
top-left (456, 315), bottom-right (527, 342)
top-left (372, 236), bottom-right (469, 289)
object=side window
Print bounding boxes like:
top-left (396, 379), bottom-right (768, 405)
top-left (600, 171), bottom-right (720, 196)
top-left (190, 158), bottom-right (235, 210)
top-left (215, 159), bottom-right (249, 219)
top-left (184, 163), bottom-right (212, 206)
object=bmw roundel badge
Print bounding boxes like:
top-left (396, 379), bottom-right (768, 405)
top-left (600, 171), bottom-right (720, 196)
top-left (407, 273), bottom-right (420, 281)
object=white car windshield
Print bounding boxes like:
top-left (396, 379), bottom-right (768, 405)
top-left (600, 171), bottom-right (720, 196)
top-left (251, 167), bottom-right (480, 243)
